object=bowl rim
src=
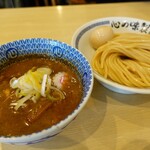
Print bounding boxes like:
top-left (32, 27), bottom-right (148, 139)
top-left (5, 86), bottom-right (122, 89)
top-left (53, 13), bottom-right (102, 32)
top-left (71, 16), bottom-right (148, 48)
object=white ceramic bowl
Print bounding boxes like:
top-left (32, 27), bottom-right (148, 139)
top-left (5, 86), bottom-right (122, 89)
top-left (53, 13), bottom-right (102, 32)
top-left (72, 17), bottom-right (150, 94)
top-left (0, 38), bottom-right (93, 144)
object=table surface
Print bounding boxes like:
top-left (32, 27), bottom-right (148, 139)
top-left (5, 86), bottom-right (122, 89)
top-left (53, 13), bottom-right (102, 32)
top-left (0, 2), bottom-right (150, 150)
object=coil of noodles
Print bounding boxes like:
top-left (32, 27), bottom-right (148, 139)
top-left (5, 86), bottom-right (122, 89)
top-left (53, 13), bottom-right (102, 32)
top-left (91, 32), bottom-right (150, 88)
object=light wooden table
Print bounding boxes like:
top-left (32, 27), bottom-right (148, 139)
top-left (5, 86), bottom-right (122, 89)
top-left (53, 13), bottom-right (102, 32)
top-left (0, 2), bottom-right (150, 150)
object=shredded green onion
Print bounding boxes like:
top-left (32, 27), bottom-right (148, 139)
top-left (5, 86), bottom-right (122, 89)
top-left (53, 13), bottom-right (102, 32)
top-left (10, 67), bottom-right (65, 110)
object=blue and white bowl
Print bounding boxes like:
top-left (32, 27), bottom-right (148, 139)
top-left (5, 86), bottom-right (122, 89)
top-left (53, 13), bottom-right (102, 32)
top-left (72, 17), bottom-right (150, 94)
top-left (0, 38), bottom-right (93, 145)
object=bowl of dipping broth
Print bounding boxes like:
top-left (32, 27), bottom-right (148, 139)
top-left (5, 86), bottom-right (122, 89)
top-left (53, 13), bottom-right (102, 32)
top-left (0, 38), bottom-right (93, 144)
top-left (72, 17), bottom-right (150, 94)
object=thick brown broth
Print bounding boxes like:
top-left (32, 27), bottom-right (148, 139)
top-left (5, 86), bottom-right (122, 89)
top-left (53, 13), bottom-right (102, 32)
top-left (0, 57), bottom-right (83, 136)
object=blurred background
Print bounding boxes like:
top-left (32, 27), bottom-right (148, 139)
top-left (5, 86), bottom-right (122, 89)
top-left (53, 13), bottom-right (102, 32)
top-left (0, 0), bottom-right (149, 8)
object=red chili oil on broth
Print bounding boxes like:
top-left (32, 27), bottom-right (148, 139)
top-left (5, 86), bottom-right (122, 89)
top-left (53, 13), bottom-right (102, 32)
top-left (0, 57), bottom-right (83, 136)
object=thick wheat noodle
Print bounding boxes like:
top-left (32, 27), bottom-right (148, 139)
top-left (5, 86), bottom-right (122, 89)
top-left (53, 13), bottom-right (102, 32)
top-left (92, 33), bottom-right (150, 88)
